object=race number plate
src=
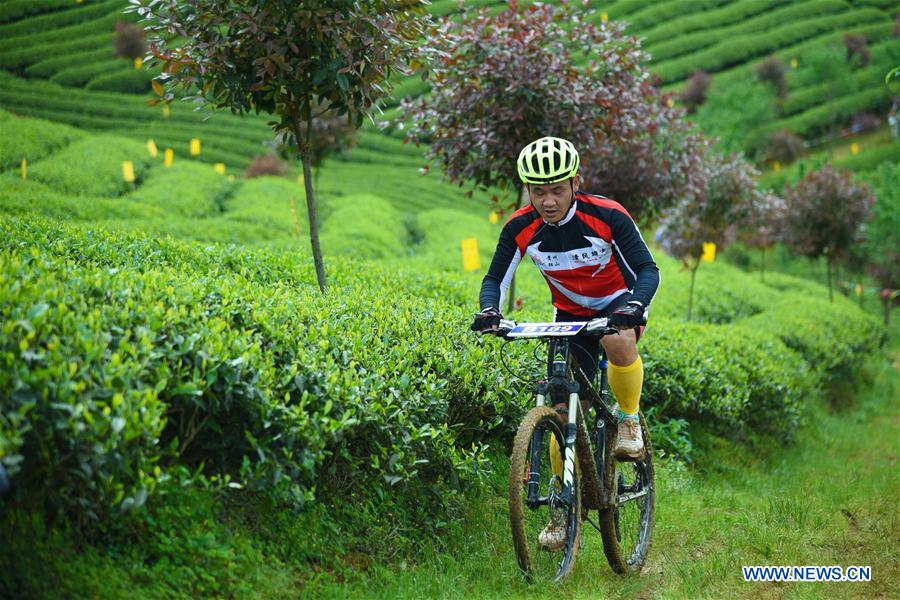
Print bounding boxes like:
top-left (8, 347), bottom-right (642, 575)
top-left (506, 322), bottom-right (586, 338)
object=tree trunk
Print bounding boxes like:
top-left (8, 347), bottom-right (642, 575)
top-left (826, 259), bottom-right (833, 302)
top-left (505, 185), bottom-right (528, 315)
top-left (296, 112), bottom-right (327, 293)
top-left (687, 260), bottom-right (699, 321)
top-left (760, 246), bottom-right (766, 283)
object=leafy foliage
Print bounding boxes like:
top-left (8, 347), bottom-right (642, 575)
top-left (783, 165), bottom-right (875, 264)
top-left (765, 129), bottom-right (805, 164)
top-left (678, 70), bottom-right (712, 114)
top-left (402, 1), bottom-right (707, 219)
top-left (113, 19), bottom-right (145, 61)
top-left (129, 0), bottom-right (432, 292)
top-left (754, 55), bottom-right (789, 98)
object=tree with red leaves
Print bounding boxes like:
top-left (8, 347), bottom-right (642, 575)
top-left (782, 165), bottom-right (875, 301)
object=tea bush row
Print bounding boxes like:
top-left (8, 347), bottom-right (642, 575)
top-left (0, 33), bottom-right (112, 72)
top-left (0, 216), bottom-right (521, 527)
top-left (768, 86), bottom-right (891, 140)
top-left (0, 8), bottom-right (132, 58)
top-left (0, 0), bottom-right (121, 42)
top-left (0, 0), bottom-right (77, 24)
top-left (646, 0), bottom-right (849, 64)
top-left (653, 8), bottom-right (890, 83)
top-left (641, 0), bottom-right (794, 48)
top-left (26, 135), bottom-right (155, 197)
top-left (25, 47), bottom-right (116, 79)
top-left (0, 110), bottom-right (84, 169)
top-left (702, 20), bottom-right (895, 91)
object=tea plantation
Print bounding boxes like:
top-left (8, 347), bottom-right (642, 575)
top-left (0, 1), bottom-right (898, 597)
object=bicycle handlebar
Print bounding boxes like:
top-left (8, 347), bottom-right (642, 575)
top-left (494, 318), bottom-right (619, 339)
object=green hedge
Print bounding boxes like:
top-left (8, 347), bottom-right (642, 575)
top-left (86, 67), bottom-right (157, 94)
top-left (27, 135), bottom-right (155, 197)
top-left (646, 0), bottom-right (849, 64)
top-left (770, 87), bottom-right (891, 140)
top-left (0, 33), bottom-right (113, 72)
top-left (603, 0), bottom-right (732, 33)
top-left (0, 0), bottom-right (76, 24)
top-left (0, 0), bottom-right (122, 41)
top-left (0, 202), bottom-right (883, 532)
top-left (25, 48), bottom-right (116, 79)
top-left (641, 0), bottom-right (794, 48)
top-left (50, 59), bottom-right (130, 88)
top-left (0, 216), bottom-right (513, 526)
top-left (653, 8), bottom-right (890, 83)
top-left (0, 113), bottom-right (84, 170)
top-left (320, 194), bottom-right (407, 259)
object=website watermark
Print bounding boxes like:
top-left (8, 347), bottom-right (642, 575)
top-left (743, 565), bottom-right (872, 582)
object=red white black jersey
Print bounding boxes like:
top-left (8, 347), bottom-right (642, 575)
top-left (479, 193), bottom-right (660, 317)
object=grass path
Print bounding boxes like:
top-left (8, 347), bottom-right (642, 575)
top-left (307, 343), bottom-right (899, 599)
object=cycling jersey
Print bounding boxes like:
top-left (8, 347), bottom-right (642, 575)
top-left (479, 192), bottom-right (659, 317)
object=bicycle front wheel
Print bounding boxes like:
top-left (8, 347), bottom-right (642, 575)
top-left (599, 411), bottom-right (655, 573)
top-left (509, 406), bottom-right (581, 583)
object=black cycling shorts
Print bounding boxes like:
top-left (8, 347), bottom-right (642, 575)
top-left (554, 293), bottom-right (643, 383)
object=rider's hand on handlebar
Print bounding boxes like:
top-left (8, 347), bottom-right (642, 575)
top-left (471, 307), bottom-right (503, 334)
top-left (609, 301), bottom-right (647, 329)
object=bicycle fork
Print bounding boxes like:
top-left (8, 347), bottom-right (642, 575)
top-left (527, 338), bottom-right (580, 509)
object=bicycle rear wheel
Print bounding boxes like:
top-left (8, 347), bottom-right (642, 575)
top-left (599, 411), bottom-right (655, 573)
top-left (509, 406), bottom-right (581, 583)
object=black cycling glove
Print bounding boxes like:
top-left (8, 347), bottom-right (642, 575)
top-left (609, 301), bottom-right (647, 328)
top-left (471, 307), bottom-right (502, 332)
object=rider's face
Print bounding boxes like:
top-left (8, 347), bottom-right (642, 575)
top-left (528, 175), bottom-right (580, 224)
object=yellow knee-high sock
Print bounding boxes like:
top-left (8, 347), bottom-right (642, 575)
top-left (608, 355), bottom-right (643, 415)
top-left (550, 434), bottom-right (563, 479)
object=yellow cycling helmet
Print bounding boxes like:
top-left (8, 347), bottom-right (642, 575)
top-left (517, 136), bottom-right (580, 184)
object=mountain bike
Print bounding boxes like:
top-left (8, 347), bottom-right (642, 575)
top-left (496, 318), bottom-right (655, 583)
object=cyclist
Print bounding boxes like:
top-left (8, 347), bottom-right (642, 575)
top-left (470, 136), bottom-right (660, 550)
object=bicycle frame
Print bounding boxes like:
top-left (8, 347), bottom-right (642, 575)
top-left (526, 334), bottom-right (618, 512)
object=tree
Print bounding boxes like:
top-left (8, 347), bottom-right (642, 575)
top-left (678, 70), bottom-right (712, 113)
top-left (114, 20), bottom-right (146, 61)
top-left (402, 1), bottom-right (706, 310)
top-left (764, 129), bottom-right (805, 165)
top-left (269, 109), bottom-right (357, 196)
top-left (736, 192), bottom-right (786, 282)
top-left (782, 165), bottom-right (875, 301)
top-left (129, 0), bottom-right (430, 292)
top-left (659, 153), bottom-right (769, 320)
top-left (755, 56), bottom-right (789, 99)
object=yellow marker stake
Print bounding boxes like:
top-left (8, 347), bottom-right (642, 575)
top-left (666, 97), bottom-right (675, 108)
top-left (488, 212), bottom-right (499, 225)
top-left (214, 163), bottom-right (226, 174)
top-left (850, 142), bottom-right (859, 155)
top-left (162, 105), bottom-right (170, 118)
top-left (461, 237), bottom-right (481, 271)
top-left (21, 158), bottom-right (26, 181)
top-left (190, 138), bottom-right (201, 156)
top-left (790, 58), bottom-right (798, 69)
top-left (772, 160), bottom-right (781, 172)
top-left (122, 161), bottom-right (135, 183)
top-left (601, 11), bottom-right (608, 23)
top-left (855, 283), bottom-right (862, 297)
top-left (146, 139), bottom-right (158, 157)
top-left (134, 57), bottom-right (143, 69)
top-left (164, 148), bottom-right (174, 167)
top-left (701, 242), bottom-right (717, 263)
